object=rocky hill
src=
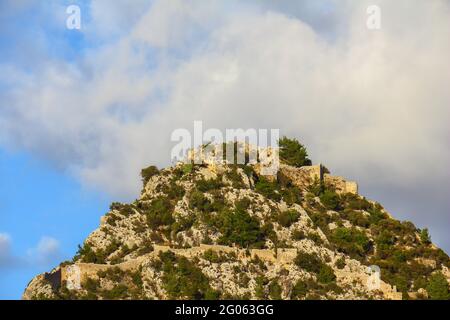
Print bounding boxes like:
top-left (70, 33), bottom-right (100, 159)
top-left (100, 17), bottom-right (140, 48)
top-left (23, 138), bottom-right (450, 300)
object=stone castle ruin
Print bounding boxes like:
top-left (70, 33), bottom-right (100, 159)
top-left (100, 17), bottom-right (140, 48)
top-left (24, 151), bottom-right (375, 300)
top-left (52, 243), bottom-right (401, 300)
top-left (278, 164), bottom-right (358, 195)
top-left (186, 142), bottom-right (358, 195)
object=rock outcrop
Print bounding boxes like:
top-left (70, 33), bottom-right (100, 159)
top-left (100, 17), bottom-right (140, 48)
top-left (23, 143), bottom-right (449, 300)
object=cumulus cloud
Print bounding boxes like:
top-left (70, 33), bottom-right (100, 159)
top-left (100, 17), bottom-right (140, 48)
top-left (0, 233), bottom-right (16, 269)
top-left (27, 237), bottom-right (62, 266)
top-left (1, 234), bottom-right (62, 269)
top-left (86, 0), bottom-right (152, 38)
top-left (0, 1), bottom-right (449, 250)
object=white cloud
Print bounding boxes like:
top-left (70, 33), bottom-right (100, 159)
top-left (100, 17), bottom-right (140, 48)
top-left (87, 0), bottom-right (151, 37)
top-left (0, 233), bottom-right (12, 266)
top-left (27, 237), bottom-right (61, 266)
top-left (0, 233), bottom-right (19, 269)
top-left (0, 234), bottom-right (62, 270)
top-left (0, 1), bottom-right (449, 249)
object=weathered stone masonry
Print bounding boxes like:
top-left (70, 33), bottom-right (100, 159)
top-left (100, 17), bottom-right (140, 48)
top-left (58, 244), bottom-right (401, 300)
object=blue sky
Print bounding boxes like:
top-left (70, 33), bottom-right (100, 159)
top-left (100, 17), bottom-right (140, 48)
top-left (1, 0), bottom-right (449, 299)
top-left (0, 149), bottom-right (110, 299)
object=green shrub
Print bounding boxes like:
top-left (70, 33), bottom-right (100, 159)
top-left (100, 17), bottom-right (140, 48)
top-left (204, 289), bottom-right (221, 300)
top-left (343, 194), bottom-right (372, 211)
top-left (251, 255), bottom-right (267, 271)
top-left (280, 187), bottom-right (302, 205)
top-left (141, 165), bottom-right (159, 185)
top-left (427, 272), bottom-right (450, 300)
top-left (97, 267), bottom-right (125, 282)
top-left (136, 238), bottom-right (154, 256)
top-left (255, 276), bottom-right (269, 299)
top-left (277, 171), bottom-right (302, 205)
top-left (102, 284), bottom-right (128, 300)
top-left (420, 228), bottom-right (431, 245)
top-left (82, 278), bottom-right (99, 293)
top-left (235, 197), bottom-right (251, 211)
top-left (317, 265), bottom-right (336, 284)
top-left (307, 209), bottom-right (333, 233)
top-left (255, 177), bottom-right (281, 201)
top-left (80, 292), bottom-right (98, 300)
top-left (159, 251), bottom-right (214, 299)
top-left (74, 243), bottom-right (106, 264)
top-left (330, 227), bottom-right (371, 259)
top-left (196, 177), bottom-right (224, 192)
top-left (308, 232), bottom-right (323, 245)
top-left (145, 196), bottom-right (175, 228)
top-left (305, 293), bottom-right (321, 300)
top-left (335, 257), bottom-right (346, 269)
top-left (189, 190), bottom-right (212, 212)
top-left (413, 277), bottom-right (428, 290)
top-left (182, 164), bottom-right (193, 174)
top-left (131, 271), bottom-right (143, 289)
top-left (269, 280), bottom-right (282, 300)
top-left (261, 222), bottom-right (278, 244)
top-left (294, 252), bottom-right (323, 274)
top-left (203, 249), bottom-right (226, 263)
top-left (162, 182), bottom-right (185, 200)
top-left (345, 210), bottom-right (370, 228)
top-left (171, 215), bottom-right (195, 234)
top-left (277, 210), bottom-right (300, 228)
top-left (292, 230), bottom-right (306, 241)
top-left (238, 273), bottom-right (251, 287)
top-left (216, 208), bottom-right (264, 248)
top-left (375, 230), bottom-right (396, 254)
top-left (226, 167), bottom-right (246, 189)
top-left (367, 206), bottom-right (388, 225)
top-left (150, 231), bottom-right (164, 243)
top-left (292, 280), bottom-right (308, 299)
top-left (278, 137), bottom-right (312, 167)
top-left (239, 164), bottom-right (253, 175)
top-left (109, 202), bottom-right (135, 217)
top-left (105, 213), bottom-right (121, 227)
top-left (324, 282), bottom-right (343, 295)
top-left (319, 190), bottom-right (340, 211)
top-left (307, 176), bottom-right (324, 197)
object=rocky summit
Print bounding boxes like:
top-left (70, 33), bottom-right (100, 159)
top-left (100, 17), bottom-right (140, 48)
top-left (23, 138), bottom-right (450, 300)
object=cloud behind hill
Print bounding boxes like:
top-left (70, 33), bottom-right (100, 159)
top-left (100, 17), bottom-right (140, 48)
top-left (0, 0), bottom-right (449, 252)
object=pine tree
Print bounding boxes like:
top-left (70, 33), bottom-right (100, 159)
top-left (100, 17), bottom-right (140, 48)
top-left (427, 272), bottom-right (450, 300)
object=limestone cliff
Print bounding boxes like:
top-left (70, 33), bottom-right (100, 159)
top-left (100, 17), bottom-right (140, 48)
top-left (23, 141), bottom-right (450, 300)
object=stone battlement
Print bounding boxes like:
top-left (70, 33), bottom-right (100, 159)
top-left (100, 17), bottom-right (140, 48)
top-left (59, 243), bottom-right (402, 299)
top-left (62, 244), bottom-right (298, 287)
top-left (182, 142), bottom-right (358, 194)
top-left (280, 164), bottom-right (358, 195)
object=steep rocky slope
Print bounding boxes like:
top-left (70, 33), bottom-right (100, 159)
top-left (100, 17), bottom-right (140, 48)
top-left (23, 140), bottom-right (450, 300)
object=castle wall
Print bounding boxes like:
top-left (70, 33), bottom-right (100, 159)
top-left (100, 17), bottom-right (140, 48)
top-left (280, 164), bottom-right (358, 195)
top-left (61, 243), bottom-right (403, 300)
top-left (324, 174), bottom-right (358, 195)
top-left (335, 269), bottom-right (402, 300)
top-left (185, 147), bottom-right (360, 196)
top-left (279, 164), bottom-right (322, 190)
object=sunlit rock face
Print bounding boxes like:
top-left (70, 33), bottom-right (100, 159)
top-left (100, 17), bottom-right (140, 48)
top-left (23, 143), bottom-right (449, 300)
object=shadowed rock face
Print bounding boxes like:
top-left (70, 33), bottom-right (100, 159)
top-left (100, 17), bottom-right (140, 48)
top-left (23, 150), bottom-right (449, 300)
top-left (44, 269), bottom-right (61, 292)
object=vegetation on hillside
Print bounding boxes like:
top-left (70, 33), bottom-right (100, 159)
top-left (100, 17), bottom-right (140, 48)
top-left (278, 137), bottom-right (312, 167)
top-left (30, 138), bottom-right (450, 301)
